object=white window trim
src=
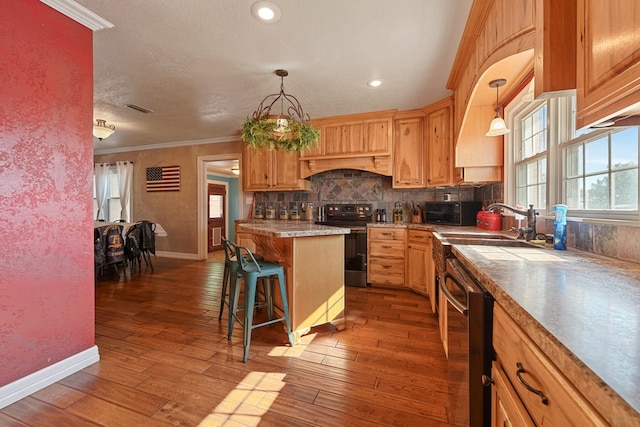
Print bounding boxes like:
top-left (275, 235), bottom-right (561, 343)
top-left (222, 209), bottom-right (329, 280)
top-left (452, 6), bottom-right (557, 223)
top-left (504, 88), bottom-right (639, 226)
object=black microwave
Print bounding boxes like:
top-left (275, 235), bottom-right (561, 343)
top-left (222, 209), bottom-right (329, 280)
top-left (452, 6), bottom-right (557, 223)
top-left (423, 201), bottom-right (483, 226)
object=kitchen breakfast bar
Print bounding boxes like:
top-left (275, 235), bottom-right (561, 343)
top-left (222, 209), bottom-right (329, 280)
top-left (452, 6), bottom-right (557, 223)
top-left (236, 220), bottom-right (350, 341)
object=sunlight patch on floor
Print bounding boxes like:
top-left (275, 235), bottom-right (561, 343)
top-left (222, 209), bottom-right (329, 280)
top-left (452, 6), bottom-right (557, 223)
top-left (198, 371), bottom-right (286, 426)
top-left (268, 331), bottom-right (317, 358)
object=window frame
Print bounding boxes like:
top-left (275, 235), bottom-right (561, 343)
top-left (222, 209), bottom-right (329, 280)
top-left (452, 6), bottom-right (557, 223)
top-left (504, 86), bottom-right (639, 223)
top-left (93, 165), bottom-right (133, 222)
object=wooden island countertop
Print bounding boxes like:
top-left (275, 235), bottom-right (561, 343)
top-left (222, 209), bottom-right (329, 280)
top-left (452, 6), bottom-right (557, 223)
top-left (236, 220), bottom-right (350, 341)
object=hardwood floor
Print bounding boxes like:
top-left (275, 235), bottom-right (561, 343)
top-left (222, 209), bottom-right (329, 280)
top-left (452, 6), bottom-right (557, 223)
top-left (1, 253), bottom-right (455, 426)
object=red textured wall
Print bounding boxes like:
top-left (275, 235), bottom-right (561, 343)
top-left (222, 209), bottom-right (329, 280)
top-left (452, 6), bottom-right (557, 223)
top-left (0, 1), bottom-right (95, 385)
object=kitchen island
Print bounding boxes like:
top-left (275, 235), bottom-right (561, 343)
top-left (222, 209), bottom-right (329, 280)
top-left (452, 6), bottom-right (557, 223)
top-left (236, 220), bottom-right (350, 341)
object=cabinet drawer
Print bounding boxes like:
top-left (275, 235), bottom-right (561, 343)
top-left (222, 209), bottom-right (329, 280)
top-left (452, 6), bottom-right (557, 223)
top-left (369, 240), bottom-right (405, 258)
top-left (368, 257), bottom-right (404, 276)
top-left (493, 305), bottom-right (607, 427)
top-left (368, 227), bottom-right (406, 241)
top-left (368, 272), bottom-right (405, 287)
top-left (407, 229), bottom-right (431, 243)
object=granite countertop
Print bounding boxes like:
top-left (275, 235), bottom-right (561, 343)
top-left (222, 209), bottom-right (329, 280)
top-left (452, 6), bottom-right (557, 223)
top-left (369, 222), bottom-right (640, 424)
top-left (451, 242), bottom-right (640, 425)
top-left (237, 219), bottom-right (350, 238)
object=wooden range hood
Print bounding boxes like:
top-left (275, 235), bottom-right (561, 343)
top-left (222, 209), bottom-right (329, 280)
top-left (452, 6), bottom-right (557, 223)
top-left (299, 110), bottom-right (396, 179)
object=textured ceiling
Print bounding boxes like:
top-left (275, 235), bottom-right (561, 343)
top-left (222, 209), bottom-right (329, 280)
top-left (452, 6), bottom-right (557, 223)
top-left (75, 0), bottom-right (473, 154)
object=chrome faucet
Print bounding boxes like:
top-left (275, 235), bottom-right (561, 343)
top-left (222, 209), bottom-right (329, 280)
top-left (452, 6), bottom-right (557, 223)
top-left (486, 203), bottom-right (538, 241)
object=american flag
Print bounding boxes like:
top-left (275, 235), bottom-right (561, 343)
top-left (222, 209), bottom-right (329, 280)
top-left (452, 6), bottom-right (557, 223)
top-left (146, 165), bottom-right (180, 192)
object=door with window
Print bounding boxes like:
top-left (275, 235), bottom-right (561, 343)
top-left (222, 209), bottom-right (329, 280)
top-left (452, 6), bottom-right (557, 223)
top-left (208, 183), bottom-right (226, 252)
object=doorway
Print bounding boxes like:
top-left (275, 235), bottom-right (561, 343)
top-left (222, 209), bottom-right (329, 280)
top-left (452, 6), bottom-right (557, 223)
top-left (197, 154), bottom-right (244, 261)
top-left (208, 183), bottom-right (226, 252)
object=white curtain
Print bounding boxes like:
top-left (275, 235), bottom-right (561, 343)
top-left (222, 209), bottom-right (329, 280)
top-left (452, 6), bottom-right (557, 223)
top-left (116, 161), bottom-right (133, 221)
top-left (94, 163), bottom-right (111, 220)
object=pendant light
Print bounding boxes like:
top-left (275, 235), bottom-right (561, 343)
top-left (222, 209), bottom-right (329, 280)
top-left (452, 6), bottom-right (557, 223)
top-left (93, 119), bottom-right (115, 141)
top-left (241, 69), bottom-right (319, 151)
top-left (485, 79), bottom-right (511, 137)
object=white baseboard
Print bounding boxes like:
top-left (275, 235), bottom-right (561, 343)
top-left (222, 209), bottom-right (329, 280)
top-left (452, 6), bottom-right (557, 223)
top-left (0, 345), bottom-right (100, 409)
top-left (155, 250), bottom-right (199, 260)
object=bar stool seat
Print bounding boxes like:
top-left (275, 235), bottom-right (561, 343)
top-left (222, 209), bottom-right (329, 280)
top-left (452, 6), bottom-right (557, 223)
top-left (219, 237), bottom-right (262, 321)
top-left (227, 241), bottom-right (294, 362)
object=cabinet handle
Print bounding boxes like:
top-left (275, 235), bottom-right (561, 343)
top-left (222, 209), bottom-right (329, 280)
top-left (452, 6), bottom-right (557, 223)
top-left (381, 245), bottom-right (392, 249)
top-left (381, 232), bottom-right (393, 236)
top-left (481, 374), bottom-right (494, 387)
top-left (515, 362), bottom-right (549, 405)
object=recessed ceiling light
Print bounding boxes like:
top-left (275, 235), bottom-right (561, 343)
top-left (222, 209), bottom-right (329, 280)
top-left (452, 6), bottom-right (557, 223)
top-left (367, 79), bottom-right (383, 88)
top-left (251, 1), bottom-right (281, 23)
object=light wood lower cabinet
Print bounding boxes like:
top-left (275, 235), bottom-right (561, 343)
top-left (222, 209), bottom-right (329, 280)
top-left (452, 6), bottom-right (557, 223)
top-left (491, 362), bottom-right (535, 427)
top-left (406, 229), bottom-right (436, 312)
top-left (367, 227), bottom-right (406, 288)
top-left (492, 304), bottom-right (608, 426)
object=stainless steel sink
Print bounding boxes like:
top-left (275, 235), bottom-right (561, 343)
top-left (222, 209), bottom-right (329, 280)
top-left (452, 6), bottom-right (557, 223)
top-left (443, 237), bottom-right (541, 248)
top-left (435, 231), bottom-right (543, 248)
top-left (439, 231), bottom-right (513, 240)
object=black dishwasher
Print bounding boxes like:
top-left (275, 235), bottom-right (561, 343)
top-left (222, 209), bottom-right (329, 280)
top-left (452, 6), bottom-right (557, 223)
top-left (441, 257), bottom-right (494, 427)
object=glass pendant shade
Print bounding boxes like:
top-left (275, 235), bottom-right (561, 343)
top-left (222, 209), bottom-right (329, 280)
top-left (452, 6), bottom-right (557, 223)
top-left (93, 119), bottom-right (115, 140)
top-left (485, 78), bottom-right (510, 137)
top-left (486, 112), bottom-right (511, 136)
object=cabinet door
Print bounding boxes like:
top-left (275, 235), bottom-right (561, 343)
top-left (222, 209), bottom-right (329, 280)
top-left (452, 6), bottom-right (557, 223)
top-left (393, 116), bottom-right (425, 188)
top-left (243, 146), bottom-right (271, 191)
top-left (577, 0), bottom-right (640, 129)
top-left (492, 363), bottom-right (535, 427)
top-left (426, 105), bottom-right (452, 187)
top-left (272, 149), bottom-right (300, 189)
top-left (424, 234), bottom-right (436, 313)
top-left (364, 118), bottom-right (392, 155)
top-left (407, 243), bottom-right (428, 294)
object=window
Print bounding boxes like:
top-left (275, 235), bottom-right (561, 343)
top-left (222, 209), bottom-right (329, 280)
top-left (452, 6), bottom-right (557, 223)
top-left (506, 83), bottom-right (639, 222)
top-left (515, 104), bottom-right (548, 211)
top-left (563, 128), bottom-right (639, 211)
top-left (93, 164), bottom-right (133, 221)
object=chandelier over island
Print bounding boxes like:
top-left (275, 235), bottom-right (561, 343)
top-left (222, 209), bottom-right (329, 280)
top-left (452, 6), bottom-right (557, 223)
top-left (241, 69), bottom-right (319, 152)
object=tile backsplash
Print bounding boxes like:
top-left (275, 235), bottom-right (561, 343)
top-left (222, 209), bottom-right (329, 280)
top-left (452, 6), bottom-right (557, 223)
top-left (252, 173), bottom-right (638, 264)
top-left (252, 169), bottom-right (476, 221)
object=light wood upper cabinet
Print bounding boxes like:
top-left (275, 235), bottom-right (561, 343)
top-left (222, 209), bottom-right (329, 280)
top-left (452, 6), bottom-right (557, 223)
top-left (243, 145), bottom-right (310, 192)
top-left (576, 0), bottom-right (640, 129)
top-left (534, 0), bottom-right (577, 98)
top-left (393, 112), bottom-right (425, 188)
top-left (302, 110), bottom-right (394, 159)
top-left (424, 98), bottom-right (454, 187)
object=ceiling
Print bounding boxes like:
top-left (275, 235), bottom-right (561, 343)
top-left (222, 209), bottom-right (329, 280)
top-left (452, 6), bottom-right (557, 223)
top-left (70, 0), bottom-right (473, 154)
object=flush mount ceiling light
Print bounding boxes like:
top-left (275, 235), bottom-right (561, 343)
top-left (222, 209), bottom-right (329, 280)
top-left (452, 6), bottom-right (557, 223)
top-left (251, 1), bottom-right (281, 23)
top-left (367, 78), bottom-right (383, 88)
top-left (485, 79), bottom-right (511, 137)
top-left (93, 119), bottom-right (115, 141)
top-left (241, 69), bottom-right (319, 152)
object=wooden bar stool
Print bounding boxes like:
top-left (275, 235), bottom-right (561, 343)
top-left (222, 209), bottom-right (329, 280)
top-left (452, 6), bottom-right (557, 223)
top-left (227, 242), bottom-right (294, 362)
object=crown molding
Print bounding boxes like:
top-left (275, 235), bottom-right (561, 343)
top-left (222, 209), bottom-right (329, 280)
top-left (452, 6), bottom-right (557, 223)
top-left (93, 135), bottom-right (241, 155)
top-left (40, 0), bottom-right (113, 31)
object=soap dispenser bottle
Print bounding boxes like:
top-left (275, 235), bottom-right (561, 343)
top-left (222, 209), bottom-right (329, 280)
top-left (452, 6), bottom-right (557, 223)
top-left (553, 204), bottom-right (568, 250)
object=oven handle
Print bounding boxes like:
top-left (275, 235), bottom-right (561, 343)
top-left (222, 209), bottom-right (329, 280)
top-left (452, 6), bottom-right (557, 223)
top-left (440, 272), bottom-right (468, 316)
